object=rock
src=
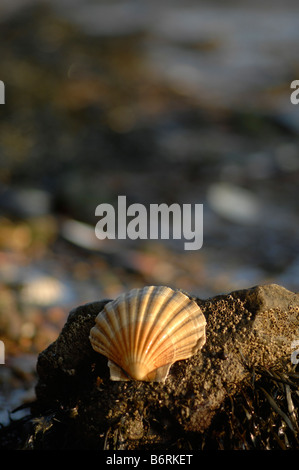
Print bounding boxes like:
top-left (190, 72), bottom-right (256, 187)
top-left (35, 300), bottom-right (111, 406)
top-left (2, 283), bottom-right (299, 450)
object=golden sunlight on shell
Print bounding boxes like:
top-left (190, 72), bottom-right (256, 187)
top-left (89, 285), bottom-right (206, 382)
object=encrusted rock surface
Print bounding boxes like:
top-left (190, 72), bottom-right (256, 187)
top-left (28, 283), bottom-right (299, 450)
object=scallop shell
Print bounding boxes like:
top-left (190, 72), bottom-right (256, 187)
top-left (89, 285), bottom-right (206, 382)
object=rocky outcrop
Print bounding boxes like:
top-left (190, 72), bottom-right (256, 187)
top-left (29, 283), bottom-right (299, 450)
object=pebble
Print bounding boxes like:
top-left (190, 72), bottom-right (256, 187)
top-left (207, 182), bottom-right (261, 225)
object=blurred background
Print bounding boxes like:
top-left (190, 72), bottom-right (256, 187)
top-left (1, 0), bottom-right (299, 426)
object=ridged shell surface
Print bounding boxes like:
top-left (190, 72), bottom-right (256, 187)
top-left (89, 285), bottom-right (206, 382)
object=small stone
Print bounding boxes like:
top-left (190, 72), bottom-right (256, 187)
top-left (125, 415), bottom-right (144, 440)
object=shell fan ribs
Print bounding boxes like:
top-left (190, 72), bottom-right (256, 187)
top-left (89, 285), bottom-right (206, 382)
